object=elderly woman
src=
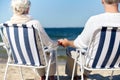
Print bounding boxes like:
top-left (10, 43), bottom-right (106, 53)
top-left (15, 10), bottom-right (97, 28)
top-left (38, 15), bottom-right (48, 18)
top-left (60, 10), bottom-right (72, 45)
top-left (4, 0), bottom-right (57, 80)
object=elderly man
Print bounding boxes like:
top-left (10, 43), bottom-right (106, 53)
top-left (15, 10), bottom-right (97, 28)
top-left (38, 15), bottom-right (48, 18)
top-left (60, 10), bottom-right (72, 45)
top-left (58, 0), bottom-right (120, 80)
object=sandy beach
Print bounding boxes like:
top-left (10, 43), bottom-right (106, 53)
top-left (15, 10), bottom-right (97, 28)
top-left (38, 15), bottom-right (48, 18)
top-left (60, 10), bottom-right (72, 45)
top-left (0, 62), bottom-right (120, 80)
top-left (0, 51), bottom-right (120, 80)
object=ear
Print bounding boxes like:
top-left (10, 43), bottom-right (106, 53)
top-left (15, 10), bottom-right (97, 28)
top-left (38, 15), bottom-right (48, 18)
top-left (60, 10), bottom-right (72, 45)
top-left (102, 0), bottom-right (104, 4)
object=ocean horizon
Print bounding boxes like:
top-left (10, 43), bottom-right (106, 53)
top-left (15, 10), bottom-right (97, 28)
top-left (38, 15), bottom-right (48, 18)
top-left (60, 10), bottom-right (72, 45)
top-left (45, 27), bottom-right (83, 40)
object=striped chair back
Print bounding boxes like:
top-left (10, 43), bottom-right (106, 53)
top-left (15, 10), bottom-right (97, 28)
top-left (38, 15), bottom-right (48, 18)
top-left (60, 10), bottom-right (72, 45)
top-left (86, 27), bottom-right (120, 69)
top-left (3, 23), bottom-right (46, 67)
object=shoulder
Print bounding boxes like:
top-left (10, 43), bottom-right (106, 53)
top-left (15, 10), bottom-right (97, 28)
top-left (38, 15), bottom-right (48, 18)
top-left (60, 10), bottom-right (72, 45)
top-left (86, 13), bottom-right (106, 24)
top-left (27, 19), bottom-right (41, 25)
top-left (26, 19), bottom-right (42, 27)
top-left (88, 13), bottom-right (105, 20)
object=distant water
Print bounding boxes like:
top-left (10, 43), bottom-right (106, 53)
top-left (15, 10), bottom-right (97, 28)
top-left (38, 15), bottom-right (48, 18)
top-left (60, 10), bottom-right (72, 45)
top-left (45, 27), bottom-right (84, 56)
top-left (45, 27), bottom-right (83, 40)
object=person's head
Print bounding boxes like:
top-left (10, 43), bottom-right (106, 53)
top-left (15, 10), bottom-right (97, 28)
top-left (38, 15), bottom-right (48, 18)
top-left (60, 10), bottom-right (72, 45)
top-left (11, 0), bottom-right (31, 15)
top-left (102, 0), bottom-right (120, 12)
top-left (102, 0), bottom-right (120, 4)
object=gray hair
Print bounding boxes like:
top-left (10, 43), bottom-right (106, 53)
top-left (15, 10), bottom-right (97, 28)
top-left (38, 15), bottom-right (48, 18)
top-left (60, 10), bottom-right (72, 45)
top-left (104, 0), bottom-right (120, 4)
top-left (11, 0), bottom-right (31, 15)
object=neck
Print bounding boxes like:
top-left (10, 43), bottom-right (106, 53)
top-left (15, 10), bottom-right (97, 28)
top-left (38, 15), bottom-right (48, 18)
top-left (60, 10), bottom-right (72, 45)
top-left (104, 4), bottom-right (119, 13)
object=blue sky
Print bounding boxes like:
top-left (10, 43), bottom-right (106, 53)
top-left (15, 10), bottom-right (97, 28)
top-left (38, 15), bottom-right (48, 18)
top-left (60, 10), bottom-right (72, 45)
top-left (0, 0), bottom-right (104, 28)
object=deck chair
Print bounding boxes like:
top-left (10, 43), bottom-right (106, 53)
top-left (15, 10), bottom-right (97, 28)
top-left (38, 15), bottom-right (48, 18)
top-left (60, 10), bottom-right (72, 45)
top-left (0, 25), bottom-right (8, 57)
top-left (0, 23), bottom-right (59, 80)
top-left (0, 25), bottom-right (8, 64)
top-left (72, 26), bottom-right (120, 80)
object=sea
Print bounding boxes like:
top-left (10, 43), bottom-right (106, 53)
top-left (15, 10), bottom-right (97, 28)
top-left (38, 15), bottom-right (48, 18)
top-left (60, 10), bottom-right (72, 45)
top-left (0, 27), bottom-right (84, 63)
top-left (45, 27), bottom-right (84, 56)
top-left (45, 27), bottom-right (83, 41)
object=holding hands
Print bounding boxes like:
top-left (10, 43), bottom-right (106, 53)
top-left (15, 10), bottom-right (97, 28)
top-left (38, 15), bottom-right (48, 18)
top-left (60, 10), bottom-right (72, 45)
top-left (58, 38), bottom-right (74, 47)
top-left (58, 38), bottom-right (69, 47)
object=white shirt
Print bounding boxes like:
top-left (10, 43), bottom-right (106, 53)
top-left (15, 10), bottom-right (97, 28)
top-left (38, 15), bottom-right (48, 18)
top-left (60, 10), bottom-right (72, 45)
top-left (74, 12), bottom-right (120, 49)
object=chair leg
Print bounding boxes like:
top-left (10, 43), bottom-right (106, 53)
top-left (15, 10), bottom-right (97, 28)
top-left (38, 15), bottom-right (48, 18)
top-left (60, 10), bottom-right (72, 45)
top-left (19, 67), bottom-right (24, 80)
top-left (109, 70), bottom-right (114, 80)
top-left (55, 50), bottom-right (59, 80)
top-left (4, 64), bottom-right (9, 80)
top-left (79, 52), bottom-right (84, 80)
top-left (45, 59), bottom-right (51, 80)
top-left (71, 57), bottom-right (77, 80)
top-left (80, 67), bottom-right (84, 80)
top-left (4, 56), bottom-right (10, 80)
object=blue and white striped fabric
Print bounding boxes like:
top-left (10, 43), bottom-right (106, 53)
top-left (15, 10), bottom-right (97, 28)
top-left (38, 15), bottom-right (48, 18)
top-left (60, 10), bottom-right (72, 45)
top-left (3, 24), bottom-right (42, 66)
top-left (86, 27), bottom-right (120, 69)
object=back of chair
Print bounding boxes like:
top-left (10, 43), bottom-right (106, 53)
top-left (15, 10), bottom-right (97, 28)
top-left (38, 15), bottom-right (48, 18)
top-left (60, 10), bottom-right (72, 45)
top-left (3, 23), bottom-right (46, 67)
top-left (86, 27), bottom-right (120, 69)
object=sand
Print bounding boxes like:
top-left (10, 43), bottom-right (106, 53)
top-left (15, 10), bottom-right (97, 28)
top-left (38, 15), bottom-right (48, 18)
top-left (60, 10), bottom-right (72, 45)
top-left (0, 63), bottom-right (120, 80)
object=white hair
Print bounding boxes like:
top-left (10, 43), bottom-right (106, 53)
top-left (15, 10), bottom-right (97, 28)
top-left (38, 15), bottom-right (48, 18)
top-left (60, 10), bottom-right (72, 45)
top-left (11, 0), bottom-right (31, 15)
